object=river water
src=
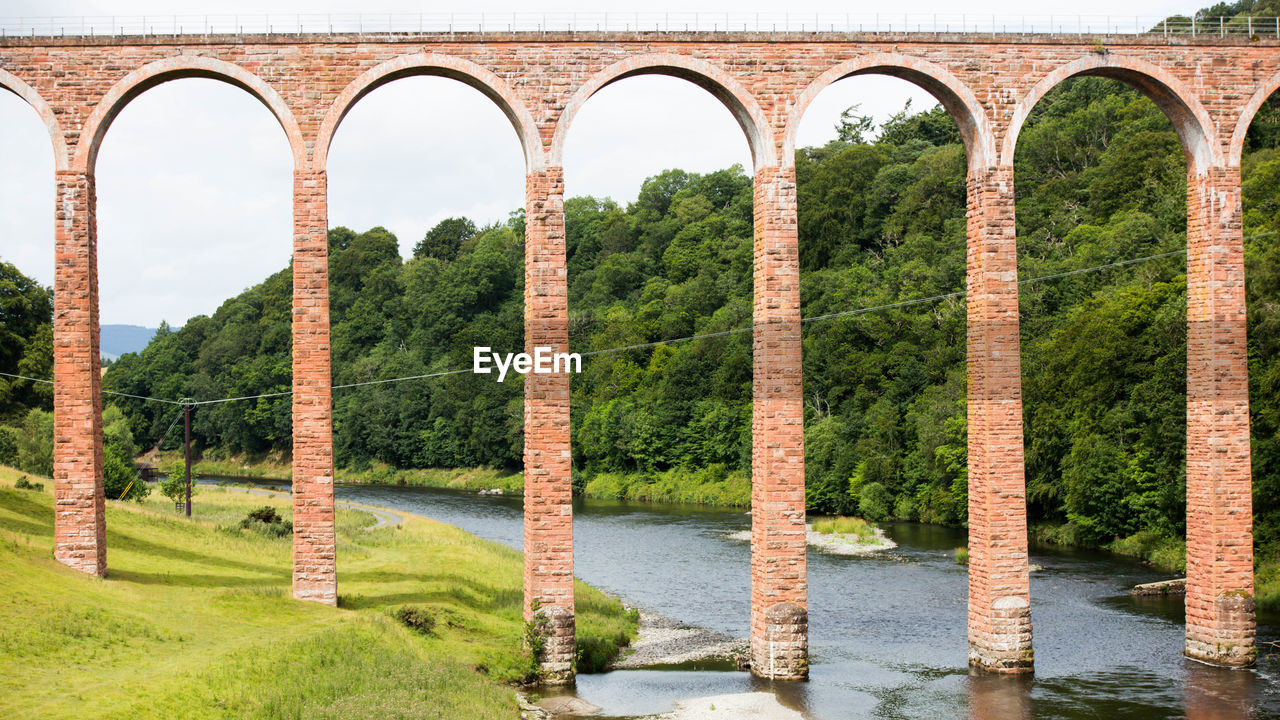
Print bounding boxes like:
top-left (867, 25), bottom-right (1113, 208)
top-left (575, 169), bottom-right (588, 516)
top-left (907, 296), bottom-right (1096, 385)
top-left (226, 480), bottom-right (1280, 718)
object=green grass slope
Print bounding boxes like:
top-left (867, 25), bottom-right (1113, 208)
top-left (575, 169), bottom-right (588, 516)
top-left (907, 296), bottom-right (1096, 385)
top-left (0, 466), bottom-right (635, 720)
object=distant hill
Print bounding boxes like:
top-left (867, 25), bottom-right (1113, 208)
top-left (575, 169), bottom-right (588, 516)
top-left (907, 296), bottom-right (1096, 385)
top-left (101, 324), bottom-right (158, 361)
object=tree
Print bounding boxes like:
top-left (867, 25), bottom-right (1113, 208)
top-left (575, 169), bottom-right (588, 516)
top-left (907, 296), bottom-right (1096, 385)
top-left (835, 104), bottom-right (875, 144)
top-left (160, 461), bottom-right (197, 504)
top-left (16, 408), bottom-right (53, 478)
top-left (103, 445), bottom-right (147, 501)
top-left (414, 217), bottom-right (477, 261)
top-left (0, 261), bottom-right (53, 422)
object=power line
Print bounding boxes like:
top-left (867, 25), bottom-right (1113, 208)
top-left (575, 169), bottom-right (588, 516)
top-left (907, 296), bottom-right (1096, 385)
top-left (0, 371), bottom-right (185, 404)
top-left (0, 242), bottom-right (1228, 406)
top-left (331, 368), bottom-right (473, 390)
top-left (186, 390), bottom-right (291, 407)
top-left (150, 406), bottom-right (186, 451)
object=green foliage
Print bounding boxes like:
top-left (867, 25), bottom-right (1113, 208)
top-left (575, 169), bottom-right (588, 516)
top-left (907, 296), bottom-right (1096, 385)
top-left (102, 405), bottom-right (137, 458)
top-left (414, 217), bottom-right (477, 261)
top-left (1107, 529), bottom-right (1186, 573)
top-left (15, 408), bottom-right (52, 478)
top-left (576, 632), bottom-right (631, 674)
top-left (0, 426), bottom-right (18, 467)
top-left (0, 261), bottom-right (53, 423)
top-left (835, 104), bottom-right (875, 144)
top-left (522, 598), bottom-right (549, 674)
top-left (13, 475), bottom-right (42, 491)
top-left (954, 547), bottom-right (969, 565)
top-left (103, 444), bottom-right (147, 501)
top-left (160, 461), bottom-right (197, 504)
top-left (811, 516), bottom-right (876, 539)
top-left (857, 482), bottom-right (892, 522)
top-left (238, 505), bottom-right (292, 537)
top-left (393, 605), bottom-right (437, 635)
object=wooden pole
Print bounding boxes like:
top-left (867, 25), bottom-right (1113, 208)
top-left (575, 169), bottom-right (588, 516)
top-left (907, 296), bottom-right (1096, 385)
top-left (184, 403), bottom-right (192, 517)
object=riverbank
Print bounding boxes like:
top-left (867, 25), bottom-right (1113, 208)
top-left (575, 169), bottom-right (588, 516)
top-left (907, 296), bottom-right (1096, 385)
top-left (0, 465), bottom-right (636, 720)
top-left (152, 451), bottom-right (527, 494)
top-left (610, 609), bottom-right (747, 669)
top-left (153, 453), bottom-right (748, 506)
top-left (151, 454), bottom-right (1280, 612)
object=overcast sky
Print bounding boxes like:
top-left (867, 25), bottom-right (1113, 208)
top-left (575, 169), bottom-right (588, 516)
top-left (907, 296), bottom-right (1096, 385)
top-left (1, 0), bottom-right (1194, 327)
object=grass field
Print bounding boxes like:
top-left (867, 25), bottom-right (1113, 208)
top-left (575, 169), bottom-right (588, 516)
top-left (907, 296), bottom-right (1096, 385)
top-left (0, 465), bottom-right (636, 720)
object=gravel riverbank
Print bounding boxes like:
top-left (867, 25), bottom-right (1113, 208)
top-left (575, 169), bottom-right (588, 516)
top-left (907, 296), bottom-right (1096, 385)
top-left (609, 608), bottom-right (747, 669)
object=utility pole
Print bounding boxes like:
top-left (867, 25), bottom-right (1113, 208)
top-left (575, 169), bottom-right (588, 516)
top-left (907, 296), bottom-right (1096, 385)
top-left (184, 401), bottom-right (192, 517)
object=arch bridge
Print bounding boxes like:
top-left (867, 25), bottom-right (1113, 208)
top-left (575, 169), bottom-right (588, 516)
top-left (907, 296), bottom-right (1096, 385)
top-left (1, 27), bottom-right (1270, 681)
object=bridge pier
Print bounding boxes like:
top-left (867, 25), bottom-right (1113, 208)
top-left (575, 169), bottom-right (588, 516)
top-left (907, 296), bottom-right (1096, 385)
top-left (523, 166), bottom-right (576, 683)
top-left (52, 169), bottom-right (107, 577)
top-left (965, 166), bottom-right (1033, 673)
top-left (1184, 165), bottom-right (1255, 667)
top-left (749, 166), bottom-right (808, 680)
top-left (291, 168), bottom-right (337, 605)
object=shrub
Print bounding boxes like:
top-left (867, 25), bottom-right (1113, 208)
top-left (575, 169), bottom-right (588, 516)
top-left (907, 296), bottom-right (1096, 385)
top-left (858, 482), bottom-right (892, 522)
top-left (14, 475), bottom-right (43, 491)
top-left (103, 444), bottom-right (148, 501)
top-left (1107, 529), bottom-right (1186, 573)
top-left (245, 506), bottom-right (283, 524)
top-left (238, 505), bottom-right (292, 538)
top-left (394, 605), bottom-right (436, 635)
top-left (575, 634), bottom-right (628, 674)
top-left (954, 547), bottom-right (969, 565)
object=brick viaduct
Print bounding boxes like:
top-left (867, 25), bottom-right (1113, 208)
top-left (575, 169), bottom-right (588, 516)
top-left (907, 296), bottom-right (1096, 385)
top-left (1, 28), bottom-right (1269, 681)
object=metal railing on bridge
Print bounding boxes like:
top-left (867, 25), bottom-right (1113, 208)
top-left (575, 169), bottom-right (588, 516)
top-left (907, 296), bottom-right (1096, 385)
top-left (1, 13), bottom-right (1279, 39)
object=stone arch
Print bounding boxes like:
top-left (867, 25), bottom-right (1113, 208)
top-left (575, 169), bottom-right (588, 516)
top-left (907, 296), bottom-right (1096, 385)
top-left (315, 53), bottom-right (542, 172)
top-left (73, 55), bottom-right (306, 174)
top-left (0, 68), bottom-right (69, 172)
top-left (549, 53), bottom-right (775, 170)
top-left (1001, 54), bottom-right (1219, 172)
top-left (1229, 69), bottom-right (1280, 168)
top-left (784, 53), bottom-right (995, 170)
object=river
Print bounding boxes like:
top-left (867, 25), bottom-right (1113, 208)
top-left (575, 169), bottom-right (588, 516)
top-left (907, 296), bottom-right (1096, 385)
top-left (219, 480), bottom-right (1280, 718)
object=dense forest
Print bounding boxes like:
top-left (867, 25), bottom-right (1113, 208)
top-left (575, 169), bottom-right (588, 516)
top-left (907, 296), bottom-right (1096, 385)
top-left (2, 2), bottom-right (1279, 601)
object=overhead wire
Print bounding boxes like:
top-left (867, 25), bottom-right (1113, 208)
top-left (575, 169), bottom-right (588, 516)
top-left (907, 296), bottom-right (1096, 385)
top-left (0, 238), bottom-right (1244, 406)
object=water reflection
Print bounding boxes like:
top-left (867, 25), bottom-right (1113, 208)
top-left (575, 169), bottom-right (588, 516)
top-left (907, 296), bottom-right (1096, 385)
top-left (967, 673), bottom-right (1032, 720)
top-left (1184, 662), bottom-right (1258, 720)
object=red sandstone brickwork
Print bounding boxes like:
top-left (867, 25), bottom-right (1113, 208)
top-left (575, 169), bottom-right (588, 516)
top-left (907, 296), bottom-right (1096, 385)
top-left (966, 166), bottom-right (1033, 672)
top-left (751, 166), bottom-right (808, 679)
top-left (524, 167), bottom-right (575, 682)
top-left (52, 170), bottom-right (105, 577)
top-left (290, 169), bottom-right (336, 606)
top-left (7, 30), bottom-right (1270, 674)
top-left (1185, 166), bottom-right (1255, 666)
